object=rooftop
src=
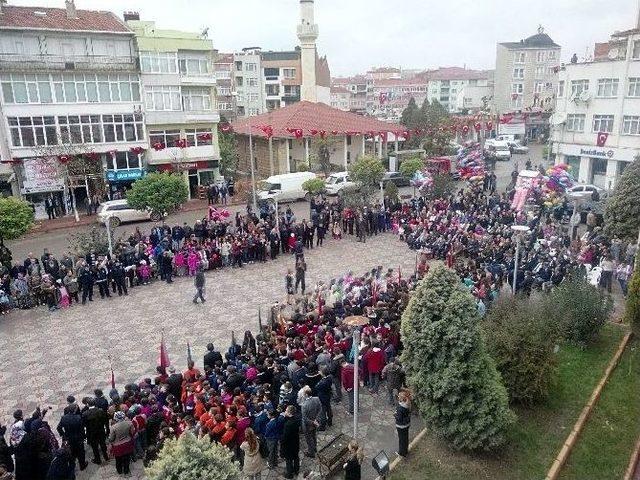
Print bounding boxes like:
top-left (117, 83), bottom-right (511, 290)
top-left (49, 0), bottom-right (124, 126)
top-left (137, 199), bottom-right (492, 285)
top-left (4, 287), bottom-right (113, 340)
top-left (0, 5), bottom-right (130, 33)
top-left (423, 66), bottom-right (491, 81)
top-left (330, 86), bottom-right (350, 94)
top-left (261, 50), bottom-right (300, 61)
top-left (499, 31), bottom-right (560, 49)
top-left (231, 101), bottom-right (401, 138)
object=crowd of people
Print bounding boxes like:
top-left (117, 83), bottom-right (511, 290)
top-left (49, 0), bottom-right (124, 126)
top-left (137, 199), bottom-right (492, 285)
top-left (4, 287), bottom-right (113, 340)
top-left (394, 183), bottom-right (636, 310)
top-left (0, 263), bottom-right (415, 480)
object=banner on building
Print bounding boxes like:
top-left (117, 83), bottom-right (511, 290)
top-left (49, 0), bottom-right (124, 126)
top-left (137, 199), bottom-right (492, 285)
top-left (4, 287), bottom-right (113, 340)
top-left (21, 157), bottom-right (64, 194)
top-left (498, 122), bottom-right (526, 135)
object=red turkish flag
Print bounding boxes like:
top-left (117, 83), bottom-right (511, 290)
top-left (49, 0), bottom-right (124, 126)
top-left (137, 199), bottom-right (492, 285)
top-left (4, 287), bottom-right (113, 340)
top-left (310, 129), bottom-right (319, 136)
top-left (287, 128), bottom-right (304, 138)
top-left (474, 122), bottom-right (482, 132)
top-left (596, 132), bottom-right (609, 147)
top-left (259, 125), bottom-right (273, 138)
top-left (462, 125), bottom-right (470, 134)
top-left (379, 131), bottom-right (387, 143)
top-left (486, 121), bottom-right (493, 131)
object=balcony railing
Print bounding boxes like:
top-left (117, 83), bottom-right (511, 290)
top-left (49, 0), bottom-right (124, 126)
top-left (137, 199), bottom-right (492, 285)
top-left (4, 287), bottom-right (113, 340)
top-left (0, 53), bottom-right (137, 71)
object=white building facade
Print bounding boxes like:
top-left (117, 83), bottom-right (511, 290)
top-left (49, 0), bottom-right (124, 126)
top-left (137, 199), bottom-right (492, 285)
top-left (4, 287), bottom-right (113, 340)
top-left (0, 1), bottom-right (146, 216)
top-left (552, 29), bottom-right (640, 190)
top-left (234, 49), bottom-right (265, 117)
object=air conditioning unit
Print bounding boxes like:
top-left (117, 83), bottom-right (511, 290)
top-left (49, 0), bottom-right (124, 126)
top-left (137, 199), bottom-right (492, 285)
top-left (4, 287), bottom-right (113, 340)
top-left (579, 90), bottom-right (592, 103)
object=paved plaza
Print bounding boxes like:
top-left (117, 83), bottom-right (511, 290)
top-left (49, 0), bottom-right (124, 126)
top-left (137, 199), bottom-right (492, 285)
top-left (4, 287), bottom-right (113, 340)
top-left (1, 231), bottom-right (421, 479)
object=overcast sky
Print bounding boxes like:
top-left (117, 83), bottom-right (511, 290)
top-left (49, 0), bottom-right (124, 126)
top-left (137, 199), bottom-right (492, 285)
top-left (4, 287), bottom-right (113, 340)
top-left (11, 0), bottom-right (638, 76)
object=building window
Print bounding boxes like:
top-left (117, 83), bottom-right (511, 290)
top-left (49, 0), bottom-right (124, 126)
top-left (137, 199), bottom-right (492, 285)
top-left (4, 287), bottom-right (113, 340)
top-left (139, 51), bottom-right (178, 74)
top-left (592, 114), bottom-right (614, 133)
top-left (622, 115), bottom-right (640, 135)
top-left (247, 77), bottom-right (259, 87)
top-left (217, 87), bottom-right (231, 96)
top-left (248, 92), bottom-right (260, 102)
top-left (511, 83), bottom-right (523, 94)
top-left (510, 96), bottom-right (523, 109)
top-left (58, 115), bottom-right (103, 144)
top-left (101, 114), bottom-right (145, 143)
top-left (514, 51), bottom-right (525, 64)
top-left (566, 114), bottom-right (585, 132)
top-left (558, 80), bottom-right (565, 97)
top-left (8, 116), bottom-right (57, 147)
top-left (633, 40), bottom-right (640, 59)
top-left (144, 86), bottom-right (182, 111)
top-left (535, 66), bottom-right (545, 79)
top-left (513, 68), bottom-right (524, 79)
top-left (266, 84), bottom-right (280, 96)
top-left (570, 79), bottom-right (589, 96)
top-left (215, 70), bottom-right (230, 80)
top-left (245, 62), bottom-right (257, 72)
top-left (534, 82), bottom-right (544, 93)
top-left (149, 129), bottom-right (181, 148)
top-left (112, 151), bottom-right (141, 170)
top-left (283, 68), bottom-right (296, 79)
top-left (182, 87), bottom-right (212, 111)
top-left (235, 76), bottom-right (244, 87)
top-left (235, 61), bottom-right (243, 71)
top-left (264, 68), bottom-right (279, 79)
top-left (185, 128), bottom-right (213, 146)
top-left (596, 78), bottom-right (619, 98)
top-left (218, 102), bottom-right (230, 110)
top-left (1, 73), bottom-right (52, 104)
top-left (628, 78), bottom-right (640, 97)
top-left (248, 108), bottom-right (259, 116)
top-left (178, 58), bottom-right (210, 75)
top-left (536, 51), bottom-right (547, 62)
top-left (548, 50), bottom-right (557, 60)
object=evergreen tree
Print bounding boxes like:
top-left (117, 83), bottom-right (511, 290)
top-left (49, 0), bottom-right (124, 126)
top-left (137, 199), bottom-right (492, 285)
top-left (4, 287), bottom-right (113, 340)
top-left (400, 266), bottom-right (515, 451)
top-left (605, 156), bottom-right (640, 241)
top-left (400, 97), bottom-right (420, 128)
top-left (625, 268), bottom-right (640, 335)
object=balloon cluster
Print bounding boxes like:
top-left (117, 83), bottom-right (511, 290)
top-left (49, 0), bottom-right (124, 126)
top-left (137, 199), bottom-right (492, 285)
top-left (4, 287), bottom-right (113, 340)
top-left (456, 142), bottom-right (486, 182)
top-left (411, 169), bottom-right (434, 191)
top-left (208, 206), bottom-right (231, 222)
top-left (540, 163), bottom-right (576, 207)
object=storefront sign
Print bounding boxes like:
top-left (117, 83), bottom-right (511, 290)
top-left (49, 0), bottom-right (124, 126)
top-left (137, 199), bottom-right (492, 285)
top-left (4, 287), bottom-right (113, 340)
top-left (155, 160), bottom-right (219, 172)
top-left (498, 123), bottom-right (526, 135)
top-left (21, 157), bottom-right (64, 194)
top-left (555, 143), bottom-right (636, 162)
top-left (106, 168), bottom-right (144, 182)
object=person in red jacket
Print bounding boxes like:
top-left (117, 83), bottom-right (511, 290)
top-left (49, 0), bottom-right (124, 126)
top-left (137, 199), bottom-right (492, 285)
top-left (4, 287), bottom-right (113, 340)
top-left (364, 342), bottom-right (385, 394)
top-left (341, 360), bottom-right (355, 414)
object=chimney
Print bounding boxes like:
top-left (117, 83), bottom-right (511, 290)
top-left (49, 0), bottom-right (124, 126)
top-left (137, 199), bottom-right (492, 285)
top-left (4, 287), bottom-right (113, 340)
top-left (123, 11), bottom-right (140, 21)
top-left (65, 0), bottom-right (76, 19)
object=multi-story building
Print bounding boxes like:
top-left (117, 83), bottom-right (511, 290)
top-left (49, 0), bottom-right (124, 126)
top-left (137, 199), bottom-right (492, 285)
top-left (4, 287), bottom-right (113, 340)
top-left (126, 14), bottom-right (220, 199)
top-left (213, 52), bottom-right (235, 121)
top-left (367, 77), bottom-right (429, 122)
top-left (233, 48), bottom-right (265, 117)
top-left (425, 67), bottom-right (492, 113)
top-left (330, 86), bottom-right (350, 111)
top-left (0, 0), bottom-right (146, 217)
top-left (552, 27), bottom-right (640, 190)
top-left (331, 75), bottom-right (367, 113)
top-left (261, 50), bottom-right (302, 111)
top-left (494, 27), bottom-right (561, 136)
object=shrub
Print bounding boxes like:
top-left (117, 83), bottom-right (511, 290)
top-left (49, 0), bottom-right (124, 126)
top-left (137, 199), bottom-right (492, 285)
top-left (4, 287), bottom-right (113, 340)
top-left (126, 172), bottom-right (188, 219)
top-left (0, 196), bottom-right (34, 267)
top-left (547, 276), bottom-right (613, 346)
top-left (67, 226), bottom-right (119, 257)
top-left (626, 268), bottom-right (640, 335)
top-left (400, 266), bottom-right (515, 451)
top-left (384, 180), bottom-right (399, 201)
top-left (399, 156), bottom-right (424, 179)
top-left (604, 156), bottom-right (640, 241)
top-left (482, 296), bottom-right (560, 405)
top-left (302, 177), bottom-right (326, 196)
top-left (146, 432), bottom-right (241, 480)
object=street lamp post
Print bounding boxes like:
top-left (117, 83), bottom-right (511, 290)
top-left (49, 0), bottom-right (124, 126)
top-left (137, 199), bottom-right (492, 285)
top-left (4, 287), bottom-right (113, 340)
top-left (248, 128), bottom-right (258, 213)
top-left (352, 328), bottom-right (360, 438)
top-left (105, 216), bottom-right (113, 256)
top-left (511, 225), bottom-right (530, 295)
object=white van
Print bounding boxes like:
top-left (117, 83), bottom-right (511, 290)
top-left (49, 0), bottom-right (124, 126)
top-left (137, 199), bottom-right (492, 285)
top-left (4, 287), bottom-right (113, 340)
top-left (324, 171), bottom-right (358, 196)
top-left (486, 135), bottom-right (516, 148)
top-left (257, 172), bottom-right (317, 202)
top-left (97, 199), bottom-right (161, 226)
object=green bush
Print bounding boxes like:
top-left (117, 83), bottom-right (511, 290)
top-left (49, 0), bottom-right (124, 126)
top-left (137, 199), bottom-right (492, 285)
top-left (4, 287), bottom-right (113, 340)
top-left (400, 266), bottom-right (515, 451)
top-left (302, 177), bottom-right (326, 195)
top-left (146, 432), bottom-right (241, 480)
top-left (384, 180), bottom-right (399, 201)
top-left (482, 296), bottom-right (560, 405)
top-left (626, 268), bottom-right (640, 335)
top-left (547, 276), bottom-right (613, 346)
top-left (605, 156), bottom-right (640, 240)
top-left (126, 172), bottom-right (188, 218)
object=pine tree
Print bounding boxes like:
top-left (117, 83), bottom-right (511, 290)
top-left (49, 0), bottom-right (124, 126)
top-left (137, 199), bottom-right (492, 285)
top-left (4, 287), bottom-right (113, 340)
top-left (400, 266), bottom-right (515, 451)
top-left (626, 268), bottom-right (640, 335)
top-left (605, 156), bottom-right (640, 241)
top-left (400, 97), bottom-right (420, 128)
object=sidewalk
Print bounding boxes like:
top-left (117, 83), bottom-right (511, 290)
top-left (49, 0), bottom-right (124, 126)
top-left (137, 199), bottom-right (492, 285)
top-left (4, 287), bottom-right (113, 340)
top-left (26, 197), bottom-right (245, 236)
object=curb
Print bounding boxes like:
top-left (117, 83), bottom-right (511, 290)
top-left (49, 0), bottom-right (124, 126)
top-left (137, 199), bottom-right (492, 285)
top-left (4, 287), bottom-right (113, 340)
top-left (623, 432), bottom-right (640, 480)
top-left (545, 331), bottom-right (634, 480)
top-left (374, 427), bottom-right (428, 480)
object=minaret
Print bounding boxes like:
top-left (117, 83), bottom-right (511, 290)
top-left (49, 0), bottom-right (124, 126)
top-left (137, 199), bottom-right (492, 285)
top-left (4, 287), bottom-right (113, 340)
top-left (297, 0), bottom-right (318, 102)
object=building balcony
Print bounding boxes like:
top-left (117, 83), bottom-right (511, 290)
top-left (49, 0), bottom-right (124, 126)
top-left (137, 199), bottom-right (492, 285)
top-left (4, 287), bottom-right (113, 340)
top-left (147, 144), bottom-right (220, 165)
top-left (0, 53), bottom-right (137, 72)
top-left (145, 110), bottom-right (220, 125)
top-left (179, 74), bottom-right (217, 86)
top-left (297, 24), bottom-right (319, 42)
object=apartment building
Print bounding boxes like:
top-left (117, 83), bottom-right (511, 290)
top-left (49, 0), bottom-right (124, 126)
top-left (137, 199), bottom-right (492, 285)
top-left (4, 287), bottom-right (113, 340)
top-left (552, 27), bottom-right (640, 190)
top-left (261, 50), bottom-right (302, 111)
top-left (126, 15), bottom-right (220, 199)
top-left (494, 27), bottom-right (561, 137)
top-left (367, 77), bottom-right (429, 122)
top-left (425, 67), bottom-right (492, 113)
top-left (0, 0), bottom-right (146, 217)
top-left (331, 75), bottom-right (367, 113)
top-left (213, 52), bottom-right (234, 120)
top-left (330, 85), bottom-right (350, 111)
top-left (233, 48), bottom-right (265, 117)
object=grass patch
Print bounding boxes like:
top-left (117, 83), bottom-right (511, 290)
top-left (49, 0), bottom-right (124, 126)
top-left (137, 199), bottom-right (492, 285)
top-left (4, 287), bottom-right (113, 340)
top-left (558, 338), bottom-right (640, 480)
top-left (390, 324), bottom-right (626, 480)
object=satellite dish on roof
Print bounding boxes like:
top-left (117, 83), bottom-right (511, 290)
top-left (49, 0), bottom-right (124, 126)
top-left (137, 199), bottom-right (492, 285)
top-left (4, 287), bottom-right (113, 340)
top-left (608, 48), bottom-right (619, 60)
top-left (579, 90), bottom-right (592, 102)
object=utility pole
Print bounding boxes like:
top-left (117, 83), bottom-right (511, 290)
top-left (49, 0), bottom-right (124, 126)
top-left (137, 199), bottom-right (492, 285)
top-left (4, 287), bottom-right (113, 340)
top-left (248, 129), bottom-right (258, 213)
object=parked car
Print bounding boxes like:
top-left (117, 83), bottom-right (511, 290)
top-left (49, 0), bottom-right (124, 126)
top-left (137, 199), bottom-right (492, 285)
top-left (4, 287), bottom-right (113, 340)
top-left (510, 142), bottom-right (529, 154)
top-left (485, 135), bottom-right (517, 148)
top-left (381, 171), bottom-right (411, 187)
top-left (566, 184), bottom-right (608, 201)
top-left (486, 141), bottom-right (512, 161)
top-left (257, 172), bottom-right (317, 202)
top-left (97, 199), bottom-right (161, 227)
top-left (324, 171), bottom-right (358, 196)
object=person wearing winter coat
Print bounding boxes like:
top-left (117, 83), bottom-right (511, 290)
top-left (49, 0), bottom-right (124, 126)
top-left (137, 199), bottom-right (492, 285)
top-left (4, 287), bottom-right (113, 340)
top-left (240, 428), bottom-right (264, 480)
top-left (0, 424), bottom-right (13, 475)
top-left (381, 358), bottom-right (405, 406)
top-left (394, 391), bottom-right (411, 457)
top-left (343, 440), bottom-right (363, 480)
top-left (281, 406), bottom-right (300, 479)
top-left (108, 411), bottom-right (135, 476)
top-left (300, 387), bottom-right (322, 458)
top-left (315, 368), bottom-right (333, 428)
top-left (193, 267), bottom-right (206, 304)
top-left (364, 342), bottom-right (385, 394)
top-left (46, 448), bottom-right (75, 480)
top-left (56, 405), bottom-right (87, 471)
